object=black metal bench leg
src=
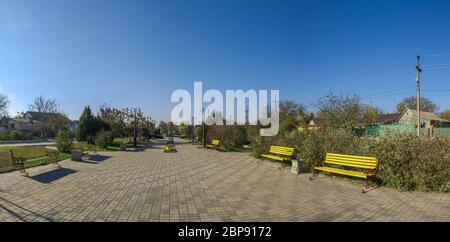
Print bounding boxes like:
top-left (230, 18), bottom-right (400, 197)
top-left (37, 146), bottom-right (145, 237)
top-left (361, 177), bottom-right (370, 193)
top-left (21, 166), bottom-right (29, 177)
top-left (309, 170), bottom-right (317, 180)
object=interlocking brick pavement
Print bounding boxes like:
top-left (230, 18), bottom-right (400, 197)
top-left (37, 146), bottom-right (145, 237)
top-left (0, 138), bottom-right (449, 222)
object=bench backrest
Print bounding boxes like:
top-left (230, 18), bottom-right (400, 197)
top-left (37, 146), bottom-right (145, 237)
top-left (269, 146), bottom-right (294, 157)
top-left (211, 139), bottom-right (220, 146)
top-left (325, 153), bottom-right (377, 169)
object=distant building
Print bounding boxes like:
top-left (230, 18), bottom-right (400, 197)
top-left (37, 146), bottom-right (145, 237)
top-left (24, 111), bottom-right (70, 123)
top-left (0, 111), bottom-right (74, 134)
top-left (398, 108), bottom-right (450, 128)
top-left (0, 117), bottom-right (36, 133)
top-left (375, 113), bottom-right (401, 125)
top-left (306, 118), bottom-right (326, 130)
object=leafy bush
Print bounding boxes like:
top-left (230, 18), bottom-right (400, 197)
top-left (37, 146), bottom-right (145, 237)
top-left (370, 132), bottom-right (449, 192)
top-left (56, 130), bottom-right (74, 153)
top-left (9, 130), bottom-right (26, 140)
top-left (95, 130), bottom-right (113, 148)
top-left (253, 127), bottom-right (450, 192)
top-left (195, 127), bottom-right (203, 142)
top-left (206, 125), bottom-right (250, 149)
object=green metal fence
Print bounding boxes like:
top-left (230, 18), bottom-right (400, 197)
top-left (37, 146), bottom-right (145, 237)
top-left (364, 123), bottom-right (450, 137)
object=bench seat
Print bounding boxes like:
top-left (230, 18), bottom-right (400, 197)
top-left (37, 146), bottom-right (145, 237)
top-left (261, 154), bottom-right (289, 161)
top-left (260, 146), bottom-right (294, 162)
top-left (314, 166), bottom-right (367, 178)
top-left (311, 153), bottom-right (378, 193)
top-left (206, 139), bottom-right (220, 149)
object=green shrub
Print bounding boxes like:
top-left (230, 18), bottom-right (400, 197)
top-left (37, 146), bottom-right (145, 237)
top-left (205, 125), bottom-right (250, 149)
top-left (95, 130), bottom-right (113, 148)
top-left (370, 132), bottom-right (449, 192)
top-left (253, 127), bottom-right (450, 192)
top-left (56, 130), bottom-right (74, 153)
top-left (194, 127), bottom-right (203, 142)
top-left (9, 130), bottom-right (25, 140)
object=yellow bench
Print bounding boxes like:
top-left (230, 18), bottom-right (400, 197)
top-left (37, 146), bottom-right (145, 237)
top-left (310, 153), bottom-right (378, 193)
top-left (163, 144), bottom-right (177, 153)
top-left (261, 146), bottom-right (294, 161)
top-left (206, 139), bottom-right (220, 149)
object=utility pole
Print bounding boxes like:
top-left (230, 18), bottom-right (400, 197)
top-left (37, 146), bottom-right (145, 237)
top-left (416, 55), bottom-right (422, 137)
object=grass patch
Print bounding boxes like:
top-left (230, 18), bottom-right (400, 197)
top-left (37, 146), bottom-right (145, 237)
top-left (72, 142), bottom-right (121, 152)
top-left (0, 146), bottom-right (71, 173)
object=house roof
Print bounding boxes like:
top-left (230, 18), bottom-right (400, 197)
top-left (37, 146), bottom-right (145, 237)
top-left (1, 116), bottom-right (28, 122)
top-left (376, 113), bottom-right (401, 124)
top-left (26, 112), bottom-right (69, 122)
top-left (403, 108), bottom-right (450, 122)
top-left (309, 118), bottom-right (326, 127)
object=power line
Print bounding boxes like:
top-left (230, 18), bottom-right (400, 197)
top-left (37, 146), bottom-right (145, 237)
top-left (423, 67), bottom-right (450, 70)
top-left (422, 89), bottom-right (450, 92)
top-left (362, 90), bottom-right (414, 101)
top-left (363, 86), bottom-right (415, 99)
top-left (347, 57), bottom-right (413, 79)
top-left (351, 69), bottom-right (414, 84)
top-left (422, 53), bottom-right (450, 57)
top-left (423, 63), bottom-right (450, 67)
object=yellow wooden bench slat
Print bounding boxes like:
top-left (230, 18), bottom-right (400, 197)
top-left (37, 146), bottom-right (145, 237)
top-left (261, 154), bottom-right (286, 161)
top-left (325, 161), bottom-right (376, 169)
top-left (207, 139), bottom-right (220, 149)
top-left (261, 145), bottom-right (294, 161)
top-left (325, 158), bottom-right (377, 168)
top-left (269, 146), bottom-right (294, 156)
top-left (325, 158), bottom-right (377, 166)
top-left (326, 154), bottom-right (377, 162)
top-left (326, 153), bottom-right (377, 161)
top-left (325, 153), bottom-right (377, 169)
top-left (326, 157), bottom-right (377, 165)
top-left (314, 166), bottom-right (368, 179)
top-left (312, 153), bottom-right (378, 193)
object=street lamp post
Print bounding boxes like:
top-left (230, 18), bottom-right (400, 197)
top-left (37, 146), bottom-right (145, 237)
top-left (201, 108), bottom-right (206, 148)
top-left (133, 109), bottom-right (137, 148)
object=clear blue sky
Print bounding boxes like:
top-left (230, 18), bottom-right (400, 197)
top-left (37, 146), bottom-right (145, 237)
top-left (1, 0), bottom-right (450, 121)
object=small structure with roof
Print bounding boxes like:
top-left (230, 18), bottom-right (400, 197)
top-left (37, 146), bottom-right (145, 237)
top-left (398, 108), bottom-right (450, 128)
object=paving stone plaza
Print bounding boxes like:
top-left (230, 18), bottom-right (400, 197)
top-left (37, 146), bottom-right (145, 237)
top-left (0, 139), bottom-right (449, 222)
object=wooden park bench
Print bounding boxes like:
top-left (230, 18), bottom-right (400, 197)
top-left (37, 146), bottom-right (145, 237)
top-left (206, 139), bottom-right (220, 149)
top-left (45, 147), bottom-right (61, 168)
top-left (9, 147), bottom-right (62, 176)
top-left (87, 144), bottom-right (98, 156)
top-left (10, 150), bottom-right (28, 176)
top-left (310, 153), bottom-right (378, 193)
top-left (163, 144), bottom-right (177, 153)
top-left (260, 146), bottom-right (295, 162)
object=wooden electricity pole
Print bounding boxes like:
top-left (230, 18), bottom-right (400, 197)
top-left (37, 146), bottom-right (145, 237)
top-left (416, 55), bottom-right (422, 137)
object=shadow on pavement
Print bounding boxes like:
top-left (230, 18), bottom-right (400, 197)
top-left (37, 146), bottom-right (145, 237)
top-left (86, 155), bottom-right (111, 162)
top-left (71, 155), bottom-right (112, 164)
top-left (0, 197), bottom-right (55, 222)
top-left (28, 168), bottom-right (77, 184)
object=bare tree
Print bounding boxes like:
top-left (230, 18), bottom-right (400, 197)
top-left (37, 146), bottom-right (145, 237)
top-left (28, 95), bottom-right (59, 113)
top-left (396, 96), bottom-right (438, 113)
top-left (0, 94), bottom-right (10, 117)
top-left (317, 92), bottom-right (363, 129)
